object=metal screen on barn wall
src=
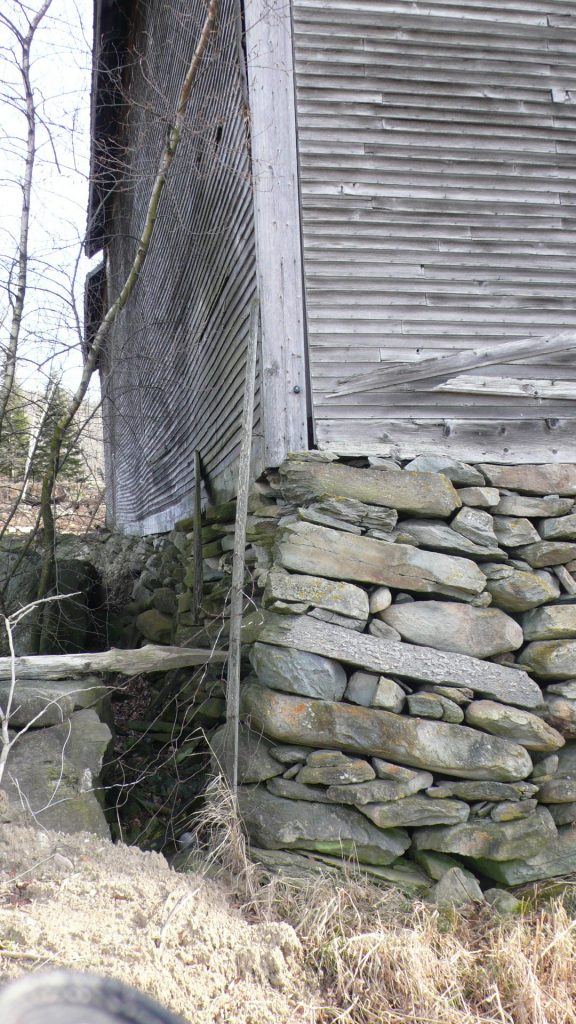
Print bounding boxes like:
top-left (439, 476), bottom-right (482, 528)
top-left (102, 0), bottom-right (258, 533)
top-left (292, 0), bottom-right (576, 462)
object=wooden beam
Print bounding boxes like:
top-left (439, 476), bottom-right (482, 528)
top-left (0, 644), bottom-right (227, 681)
top-left (329, 330), bottom-right (576, 398)
top-left (436, 376), bottom-right (576, 400)
top-left (245, 0), bottom-right (309, 464)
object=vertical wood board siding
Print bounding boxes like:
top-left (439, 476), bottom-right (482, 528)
top-left (292, 0), bottom-right (576, 461)
top-left (103, 0), bottom-right (259, 533)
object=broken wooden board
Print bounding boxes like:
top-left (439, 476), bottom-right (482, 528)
top-left (241, 612), bottom-right (543, 709)
top-left (0, 644), bottom-right (227, 680)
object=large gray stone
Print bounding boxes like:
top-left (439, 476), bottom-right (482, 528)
top-left (297, 756), bottom-right (375, 786)
top-left (556, 741), bottom-right (576, 776)
top-left (0, 676), bottom-right (109, 728)
top-left (405, 455), bottom-right (485, 485)
top-left (479, 465), bottom-right (576, 496)
top-left (493, 516), bottom-right (540, 548)
top-left (278, 460), bottom-right (461, 516)
top-left (522, 605), bottom-right (576, 641)
top-left (345, 672), bottom-right (405, 712)
top-left (237, 785), bottom-right (410, 865)
top-left (243, 612), bottom-right (542, 707)
top-left (539, 514), bottom-right (576, 541)
top-left (359, 795), bottom-right (469, 829)
top-left (392, 520), bottom-right (504, 562)
top-left (465, 700), bottom-right (565, 752)
top-left (413, 806), bottom-right (557, 861)
top-left (519, 640), bottom-right (576, 679)
top-left (249, 642), bottom-right (347, 701)
top-left (241, 683), bottom-right (534, 781)
top-left (275, 521), bottom-right (486, 600)
top-left (495, 493), bottom-right (574, 518)
top-left (458, 487), bottom-right (500, 508)
top-left (484, 565), bottom-right (560, 612)
top-left (263, 571), bottom-right (369, 621)
top-left (304, 497), bottom-right (398, 533)
top-left (537, 777), bottom-right (576, 803)
top-left (1, 709), bottom-right (111, 836)
top-left (431, 867), bottom-right (484, 907)
top-left (380, 601), bottom-right (523, 659)
top-left (210, 724), bottom-right (284, 784)
top-left (475, 824), bottom-right (576, 884)
top-left (515, 541), bottom-right (576, 568)
top-left (266, 778), bottom-right (332, 803)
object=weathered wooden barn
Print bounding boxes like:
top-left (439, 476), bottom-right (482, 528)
top-left (88, 0), bottom-right (576, 534)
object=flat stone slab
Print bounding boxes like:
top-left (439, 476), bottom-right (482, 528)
top-left (276, 521), bottom-right (486, 600)
top-left (475, 824), bottom-right (576, 884)
top-left (242, 612), bottom-right (544, 708)
top-left (495, 493), bottom-right (574, 518)
top-left (0, 676), bottom-right (109, 728)
top-left (427, 780), bottom-right (538, 801)
top-left (459, 487), bottom-right (500, 508)
top-left (359, 795), bottom-right (470, 829)
top-left (278, 460), bottom-right (461, 516)
top-left (237, 785), bottom-right (410, 865)
top-left (393, 520), bottom-right (504, 561)
top-left (404, 455), bottom-right (485, 485)
top-left (465, 700), bottom-right (564, 752)
top-left (519, 640), bottom-right (576, 679)
top-left (515, 541), bottom-right (576, 567)
top-left (249, 642), bottom-right (347, 701)
top-left (493, 516), bottom-right (540, 548)
top-left (381, 601), bottom-right (523, 659)
top-left (479, 464), bottom-right (576, 496)
top-left (266, 778), bottom-right (331, 803)
top-left (263, 571), bottom-right (369, 620)
top-left (297, 757), bottom-right (375, 786)
top-left (326, 772), bottom-right (433, 805)
top-left (452, 507), bottom-right (498, 548)
top-left (522, 605), bottom-right (576, 641)
top-left (241, 683), bottom-right (534, 781)
top-left (413, 806), bottom-right (557, 861)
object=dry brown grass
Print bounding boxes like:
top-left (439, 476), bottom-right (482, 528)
top-left (197, 779), bottom-right (576, 1024)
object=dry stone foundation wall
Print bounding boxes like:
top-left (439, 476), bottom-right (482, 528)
top-left (110, 452), bottom-right (576, 892)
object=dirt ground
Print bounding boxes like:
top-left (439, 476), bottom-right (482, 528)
top-left (0, 825), bottom-right (317, 1024)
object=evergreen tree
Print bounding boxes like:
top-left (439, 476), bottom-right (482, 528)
top-left (0, 386), bottom-right (30, 480)
top-left (29, 381), bottom-right (86, 483)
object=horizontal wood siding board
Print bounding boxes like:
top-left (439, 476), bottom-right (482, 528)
top-left (293, 0), bottom-right (576, 460)
top-left (104, 0), bottom-right (259, 532)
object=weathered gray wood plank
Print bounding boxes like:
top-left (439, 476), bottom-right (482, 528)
top-left (0, 645), bottom-right (227, 681)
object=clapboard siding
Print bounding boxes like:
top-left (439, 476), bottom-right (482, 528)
top-left (103, 0), bottom-right (258, 533)
top-left (293, 0), bottom-right (576, 460)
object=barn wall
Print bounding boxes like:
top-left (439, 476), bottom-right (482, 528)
top-left (101, 0), bottom-right (258, 534)
top-left (292, 0), bottom-right (576, 462)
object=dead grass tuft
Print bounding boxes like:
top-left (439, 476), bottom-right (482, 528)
top-left (196, 781), bottom-right (576, 1024)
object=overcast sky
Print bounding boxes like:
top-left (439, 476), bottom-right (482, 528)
top-left (0, 0), bottom-right (95, 394)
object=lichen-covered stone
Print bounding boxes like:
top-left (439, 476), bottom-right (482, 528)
top-left (135, 608), bottom-right (173, 643)
top-left (406, 692), bottom-right (444, 719)
top-left (275, 521), bottom-right (486, 599)
top-left (263, 571), bottom-right (369, 621)
top-left (393, 520), bottom-right (504, 561)
top-left (404, 455), bottom-right (485, 485)
top-left (515, 541), bottom-right (576, 568)
top-left (344, 671), bottom-right (405, 712)
top-left (522, 604), bottom-right (576, 641)
top-left (465, 700), bottom-right (565, 752)
top-left (427, 780), bottom-right (538, 801)
top-left (479, 464), bottom-right (576, 496)
top-left (519, 640), bottom-right (576, 679)
top-left (326, 771), bottom-right (433, 805)
top-left (237, 785), bottom-right (410, 865)
top-left (370, 587), bottom-right (392, 614)
top-left (451, 507), bottom-right (498, 548)
top-left (413, 806), bottom-right (556, 861)
top-left (297, 756), bottom-right (375, 786)
top-left (249, 642), bottom-right (347, 701)
top-left (484, 565), bottom-right (560, 612)
top-left (266, 778), bottom-right (331, 803)
top-left (475, 824), bottom-right (576, 884)
top-left (490, 799), bottom-right (538, 822)
top-left (543, 695), bottom-right (576, 738)
top-left (495, 493), bottom-right (574, 518)
top-left (380, 601), bottom-right (523, 659)
top-left (278, 460), bottom-right (461, 516)
top-left (537, 777), bottom-right (576, 803)
top-left (539, 514), bottom-right (576, 541)
top-left (0, 676), bottom-right (108, 728)
top-left (241, 683), bottom-right (534, 781)
top-left (458, 487), bottom-right (500, 508)
top-left (493, 516), bottom-right (540, 548)
top-left (360, 795), bottom-right (469, 829)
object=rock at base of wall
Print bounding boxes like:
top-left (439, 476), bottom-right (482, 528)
top-left (237, 785), bottom-right (410, 865)
top-left (474, 825), bottom-right (576, 884)
top-left (210, 724), bottom-right (284, 783)
top-left (412, 806), bottom-right (556, 861)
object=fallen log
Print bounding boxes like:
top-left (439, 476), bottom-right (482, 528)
top-left (0, 644), bottom-right (227, 680)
